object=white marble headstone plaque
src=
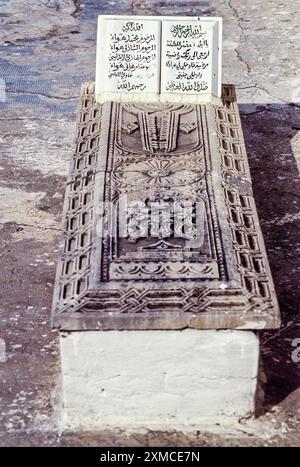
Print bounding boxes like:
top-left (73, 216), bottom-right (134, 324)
top-left (96, 16), bottom-right (160, 102)
top-left (161, 18), bottom-right (222, 102)
top-left (95, 15), bottom-right (222, 104)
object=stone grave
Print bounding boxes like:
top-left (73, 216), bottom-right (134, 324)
top-left (52, 15), bottom-right (280, 431)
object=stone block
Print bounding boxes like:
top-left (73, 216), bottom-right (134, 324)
top-left (60, 329), bottom-right (259, 431)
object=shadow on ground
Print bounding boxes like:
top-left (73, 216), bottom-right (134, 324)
top-left (240, 102), bottom-right (300, 408)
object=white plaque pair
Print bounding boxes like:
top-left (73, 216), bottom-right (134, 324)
top-left (95, 15), bottom-right (222, 104)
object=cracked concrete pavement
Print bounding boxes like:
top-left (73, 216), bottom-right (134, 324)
top-left (0, 0), bottom-right (299, 446)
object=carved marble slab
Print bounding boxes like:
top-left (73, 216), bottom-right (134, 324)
top-left (52, 82), bottom-right (280, 330)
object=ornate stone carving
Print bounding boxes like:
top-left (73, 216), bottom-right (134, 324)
top-left (52, 82), bottom-right (280, 330)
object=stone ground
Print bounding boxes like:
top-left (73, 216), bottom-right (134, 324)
top-left (0, 0), bottom-right (299, 447)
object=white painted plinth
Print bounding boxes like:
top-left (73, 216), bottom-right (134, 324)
top-left (59, 330), bottom-right (259, 431)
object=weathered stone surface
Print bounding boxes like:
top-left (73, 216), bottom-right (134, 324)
top-left (52, 82), bottom-right (280, 330)
top-left (60, 330), bottom-right (259, 430)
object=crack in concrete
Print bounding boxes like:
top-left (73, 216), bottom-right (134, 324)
top-left (71, 0), bottom-right (83, 18)
top-left (236, 83), bottom-right (293, 105)
top-left (6, 89), bottom-right (78, 101)
top-left (0, 117), bottom-right (74, 122)
top-left (240, 108), bottom-right (268, 116)
top-left (261, 319), bottom-right (299, 346)
top-left (235, 48), bottom-right (251, 75)
top-left (131, 0), bottom-right (136, 14)
top-left (4, 30), bottom-right (77, 45)
top-left (0, 222), bottom-right (60, 232)
top-left (228, 0), bottom-right (251, 74)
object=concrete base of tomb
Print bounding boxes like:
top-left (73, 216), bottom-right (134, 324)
top-left (59, 329), bottom-right (260, 432)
